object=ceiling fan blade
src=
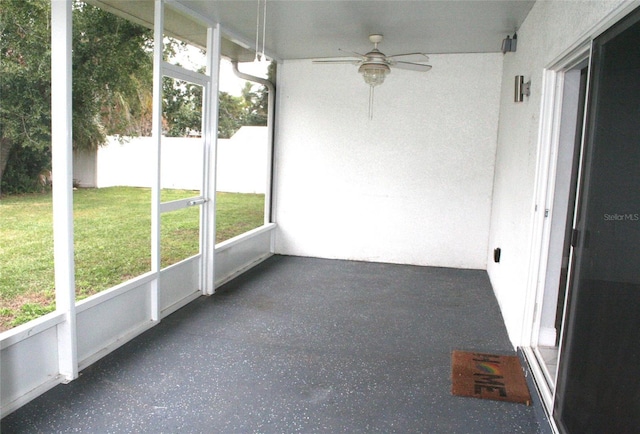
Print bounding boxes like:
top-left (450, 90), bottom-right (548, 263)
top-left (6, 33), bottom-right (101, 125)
top-left (312, 58), bottom-right (361, 65)
top-left (392, 61), bottom-right (433, 72)
top-left (338, 48), bottom-right (367, 58)
top-left (387, 52), bottom-right (430, 62)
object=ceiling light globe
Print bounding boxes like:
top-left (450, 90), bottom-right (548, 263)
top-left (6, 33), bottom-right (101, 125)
top-left (359, 63), bottom-right (390, 87)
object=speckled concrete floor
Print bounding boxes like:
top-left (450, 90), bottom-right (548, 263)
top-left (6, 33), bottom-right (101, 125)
top-left (2, 255), bottom-right (550, 433)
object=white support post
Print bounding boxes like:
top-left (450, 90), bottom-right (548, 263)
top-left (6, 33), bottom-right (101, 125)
top-left (51, 0), bottom-right (78, 381)
top-left (150, 0), bottom-right (164, 320)
top-left (202, 24), bottom-right (221, 295)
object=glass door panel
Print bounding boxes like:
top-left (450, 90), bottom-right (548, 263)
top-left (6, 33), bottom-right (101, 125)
top-left (160, 205), bottom-right (200, 268)
top-left (554, 7), bottom-right (640, 432)
top-left (534, 65), bottom-right (588, 389)
top-left (159, 77), bottom-right (204, 270)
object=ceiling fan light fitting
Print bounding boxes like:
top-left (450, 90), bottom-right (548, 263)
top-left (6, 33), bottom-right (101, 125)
top-left (359, 63), bottom-right (390, 87)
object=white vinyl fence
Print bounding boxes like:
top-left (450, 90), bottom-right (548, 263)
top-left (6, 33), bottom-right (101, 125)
top-left (73, 126), bottom-right (268, 194)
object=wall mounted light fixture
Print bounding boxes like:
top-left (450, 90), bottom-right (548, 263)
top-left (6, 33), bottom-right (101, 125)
top-left (502, 32), bottom-right (517, 53)
top-left (514, 75), bottom-right (531, 102)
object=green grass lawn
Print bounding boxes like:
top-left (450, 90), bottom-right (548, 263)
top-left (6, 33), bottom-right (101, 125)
top-left (0, 187), bottom-right (265, 331)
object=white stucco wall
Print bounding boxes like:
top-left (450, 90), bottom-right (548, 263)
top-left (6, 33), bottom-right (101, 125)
top-left (487, 0), bottom-right (629, 346)
top-left (273, 53), bottom-right (502, 269)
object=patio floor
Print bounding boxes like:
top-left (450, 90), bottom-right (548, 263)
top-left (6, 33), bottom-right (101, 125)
top-left (2, 255), bottom-right (550, 433)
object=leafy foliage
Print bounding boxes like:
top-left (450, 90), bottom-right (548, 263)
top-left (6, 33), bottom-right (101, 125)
top-left (0, 0), bottom-right (52, 195)
top-left (0, 0), bottom-right (276, 194)
top-left (240, 82), bottom-right (267, 126)
top-left (164, 59), bottom-right (275, 139)
top-left (162, 77), bottom-right (203, 137)
top-left (218, 92), bottom-right (245, 139)
top-left (217, 62), bottom-right (275, 139)
top-left (0, 144), bottom-right (51, 195)
top-left (71, 1), bottom-right (153, 145)
top-left (0, 0), bottom-right (153, 194)
top-left (242, 60), bottom-right (277, 128)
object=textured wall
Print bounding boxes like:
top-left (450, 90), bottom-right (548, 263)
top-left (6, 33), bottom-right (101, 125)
top-left (273, 53), bottom-right (502, 269)
top-left (487, 0), bottom-right (629, 346)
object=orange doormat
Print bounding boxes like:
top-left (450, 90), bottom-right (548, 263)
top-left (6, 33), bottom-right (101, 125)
top-left (451, 351), bottom-right (531, 405)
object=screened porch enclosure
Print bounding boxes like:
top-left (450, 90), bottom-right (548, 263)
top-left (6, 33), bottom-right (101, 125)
top-left (3, 1), bottom-right (640, 433)
top-left (0, 0), bottom-right (275, 418)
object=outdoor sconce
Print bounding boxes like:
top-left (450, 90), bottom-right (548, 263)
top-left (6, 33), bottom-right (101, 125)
top-left (502, 32), bottom-right (517, 53)
top-left (514, 75), bottom-right (531, 102)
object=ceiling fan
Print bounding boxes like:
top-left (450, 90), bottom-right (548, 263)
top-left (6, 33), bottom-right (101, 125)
top-left (313, 34), bottom-right (432, 118)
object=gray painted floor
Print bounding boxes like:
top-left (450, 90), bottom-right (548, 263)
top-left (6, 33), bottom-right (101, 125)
top-left (2, 255), bottom-right (549, 433)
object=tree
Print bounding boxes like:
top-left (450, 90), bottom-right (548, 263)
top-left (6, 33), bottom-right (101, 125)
top-left (239, 82), bottom-right (266, 126)
top-left (0, 0), bottom-right (52, 195)
top-left (0, 0), bottom-right (153, 195)
top-left (1, 0), bottom-right (276, 194)
top-left (162, 77), bottom-right (203, 137)
top-left (72, 2), bottom-right (153, 143)
top-left (218, 92), bottom-right (244, 139)
top-left (236, 61), bottom-right (277, 128)
top-left (218, 61), bottom-right (276, 138)
top-left (161, 51), bottom-right (273, 139)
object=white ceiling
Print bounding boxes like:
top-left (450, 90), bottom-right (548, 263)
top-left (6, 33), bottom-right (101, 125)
top-left (92, 0), bottom-right (535, 61)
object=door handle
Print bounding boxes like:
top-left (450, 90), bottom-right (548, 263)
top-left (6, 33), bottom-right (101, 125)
top-left (187, 198), bottom-right (206, 206)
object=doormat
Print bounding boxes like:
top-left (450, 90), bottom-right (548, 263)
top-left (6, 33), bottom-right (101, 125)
top-left (451, 351), bottom-right (531, 405)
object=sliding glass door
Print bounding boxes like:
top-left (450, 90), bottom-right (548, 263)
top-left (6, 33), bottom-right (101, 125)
top-left (554, 7), bottom-right (640, 432)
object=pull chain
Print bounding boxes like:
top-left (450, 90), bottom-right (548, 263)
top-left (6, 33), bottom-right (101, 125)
top-left (254, 0), bottom-right (261, 62)
top-left (261, 0), bottom-right (267, 61)
top-left (368, 86), bottom-right (375, 120)
top-left (254, 0), bottom-right (268, 62)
